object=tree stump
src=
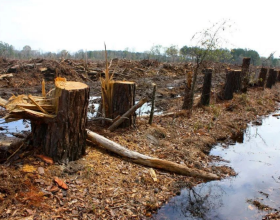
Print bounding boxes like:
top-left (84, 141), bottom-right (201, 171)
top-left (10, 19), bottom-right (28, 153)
top-left (277, 71), bottom-right (280, 82)
top-left (258, 67), bottom-right (267, 87)
top-left (32, 80), bottom-right (89, 163)
top-left (200, 69), bottom-right (212, 106)
top-left (241, 57), bottom-right (251, 92)
top-left (232, 70), bottom-right (241, 92)
top-left (182, 70), bottom-right (193, 110)
top-left (266, 69), bottom-right (275, 89)
top-left (110, 81), bottom-right (136, 128)
top-left (224, 71), bottom-right (235, 100)
top-left (272, 69), bottom-right (277, 86)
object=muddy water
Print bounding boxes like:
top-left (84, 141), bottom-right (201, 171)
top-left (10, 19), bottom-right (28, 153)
top-left (153, 112), bottom-right (280, 220)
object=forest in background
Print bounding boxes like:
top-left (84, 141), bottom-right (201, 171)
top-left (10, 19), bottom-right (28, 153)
top-left (0, 41), bottom-right (280, 67)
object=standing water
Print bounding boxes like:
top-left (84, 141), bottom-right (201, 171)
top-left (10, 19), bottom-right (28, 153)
top-left (153, 111), bottom-right (280, 220)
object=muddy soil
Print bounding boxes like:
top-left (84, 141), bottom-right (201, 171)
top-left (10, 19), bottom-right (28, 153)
top-left (0, 58), bottom-right (279, 219)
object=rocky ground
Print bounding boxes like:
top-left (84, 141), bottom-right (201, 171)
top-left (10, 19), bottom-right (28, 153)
top-left (0, 58), bottom-right (279, 219)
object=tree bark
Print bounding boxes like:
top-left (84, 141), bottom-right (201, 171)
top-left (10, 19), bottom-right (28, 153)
top-left (258, 67), bottom-right (267, 87)
top-left (266, 69), bottom-right (275, 89)
top-left (224, 71), bottom-right (235, 100)
top-left (182, 70), bottom-right (193, 110)
top-left (149, 83), bottom-right (157, 125)
top-left (232, 70), bottom-right (242, 92)
top-left (32, 81), bottom-right (89, 163)
top-left (277, 71), bottom-right (280, 82)
top-left (241, 57), bottom-right (251, 92)
top-left (200, 69), bottom-right (212, 106)
top-left (109, 81), bottom-right (136, 128)
top-left (86, 129), bottom-right (220, 180)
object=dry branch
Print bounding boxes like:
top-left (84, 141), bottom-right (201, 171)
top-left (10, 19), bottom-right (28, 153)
top-left (108, 97), bottom-right (148, 131)
top-left (86, 129), bottom-right (220, 180)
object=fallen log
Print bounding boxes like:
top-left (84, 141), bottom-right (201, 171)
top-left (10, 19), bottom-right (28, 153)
top-left (108, 97), bottom-right (148, 132)
top-left (86, 129), bottom-right (220, 180)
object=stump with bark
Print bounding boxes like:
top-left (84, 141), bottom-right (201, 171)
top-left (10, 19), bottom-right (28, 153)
top-left (103, 81), bottom-right (136, 128)
top-left (200, 69), bottom-right (212, 106)
top-left (266, 69), bottom-right (275, 89)
top-left (241, 57), bottom-right (251, 92)
top-left (224, 71), bottom-right (235, 100)
top-left (182, 70), bottom-right (193, 110)
top-left (258, 67), bottom-right (267, 87)
top-left (232, 70), bottom-right (242, 92)
top-left (32, 80), bottom-right (89, 163)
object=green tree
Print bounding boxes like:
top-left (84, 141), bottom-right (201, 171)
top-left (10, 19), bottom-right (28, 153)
top-left (165, 45), bottom-right (178, 62)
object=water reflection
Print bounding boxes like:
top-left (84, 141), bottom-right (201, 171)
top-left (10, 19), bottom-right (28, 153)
top-left (153, 112), bottom-right (280, 220)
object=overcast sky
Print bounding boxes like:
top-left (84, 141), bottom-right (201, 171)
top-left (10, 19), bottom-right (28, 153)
top-left (0, 0), bottom-right (279, 57)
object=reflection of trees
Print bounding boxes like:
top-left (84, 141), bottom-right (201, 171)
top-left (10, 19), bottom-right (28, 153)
top-left (159, 182), bottom-right (226, 220)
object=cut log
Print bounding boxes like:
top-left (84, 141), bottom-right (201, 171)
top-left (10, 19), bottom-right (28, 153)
top-left (86, 129), bottom-right (220, 180)
top-left (200, 69), bottom-right (212, 106)
top-left (108, 97), bottom-right (148, 132)
top-left (32, 80), bottom-right (89, 163)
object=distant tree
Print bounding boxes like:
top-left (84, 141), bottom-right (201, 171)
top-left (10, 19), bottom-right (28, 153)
top-left (150, 44), bottom-right (163, 60)
top-left (165, 45), bottom-right (178, 62)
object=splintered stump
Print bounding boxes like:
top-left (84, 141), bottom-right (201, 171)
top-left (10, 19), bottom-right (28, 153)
top-left (32, 81), bottom-right (89, 163)
top-left (200, 69), bottom-right (212, 106)
top-left (109, 81), bottom-right (136, 128)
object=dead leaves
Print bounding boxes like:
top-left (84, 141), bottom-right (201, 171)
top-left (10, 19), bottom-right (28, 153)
top-left (36, 154), bottom-right (53, 164)
top-left (54, 177), bottom-right (68, 190)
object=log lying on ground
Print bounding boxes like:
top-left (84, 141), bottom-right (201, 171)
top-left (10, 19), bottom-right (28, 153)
top-left (86, 129), bottom-right (220, 180)
top-left (0, 73), bottom-right (13, 80)
top-left (108, 97), bottom-right (148, 132)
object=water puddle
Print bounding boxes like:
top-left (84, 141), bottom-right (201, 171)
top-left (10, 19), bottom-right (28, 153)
top-left (153, 112), bottom-right (280, 220)
top-left (0, 119), bottom-right (30, 137)
top-left (88, 96), bottom-right (163, 118)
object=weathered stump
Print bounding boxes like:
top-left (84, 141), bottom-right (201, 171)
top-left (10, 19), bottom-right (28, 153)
top-left (32, 81), bottom-right (89, 163)
top-left (110, 81), bottom-right (136, 128)
top-left (224, 71), bottom-right (235, 100)
top-left (272, 69), bottom-right (277, 86)
top-left (182, 70), bottom-right (193, 110)
top-left (232, 70), bottom-right (242, 92)
top-left (266, 69), bottom-right (275, 89)
top-left (277, 71), bottom-right (280, 82)
top-left (200, 69), bottom-right (212, 106)
top-left (241, 57), bottom-right (251, 92)
top-left (258, 67), bottom-right (267, 87)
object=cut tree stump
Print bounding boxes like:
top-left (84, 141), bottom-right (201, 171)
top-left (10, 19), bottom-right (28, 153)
top-left (258, 67), bottom-right (268, 87)
top-left (200, 69), bottom-right (212, 106)
top-left (266, 69), bottom-right (275, 89)
top-left (232, 70), bottom-right (241, 92)
top-left (32, 80), bottom-right (89, 163)
top-left (224, 71), bottom-right (235, 100)
top-left (241, 57), bottom-right (251, 92)
top-left (86, 129), bottom-right (220, 180)
top-left (109, 81), bottom-right (136, 128)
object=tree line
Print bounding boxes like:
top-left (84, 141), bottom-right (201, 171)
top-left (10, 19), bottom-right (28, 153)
top-left (0, 41), bottom-right (279, 67)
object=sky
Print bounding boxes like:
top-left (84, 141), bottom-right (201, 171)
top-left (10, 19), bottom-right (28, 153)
top-left (0, 0), bottom-right (279, 57)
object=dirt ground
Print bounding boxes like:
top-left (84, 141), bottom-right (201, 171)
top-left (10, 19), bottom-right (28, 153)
top-left (0, 58), bottom-right (279, 219)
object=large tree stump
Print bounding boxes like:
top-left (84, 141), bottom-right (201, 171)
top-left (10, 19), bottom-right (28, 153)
top-left (272, 69), bottom-right (277, 86)
top-left (241, 57), bottom-right (251, 92)
top-left (32, 80), bottom-right (89, 163)
top-left (224, 71), bottom-right (235, 100)
top-left (258, 67), bottom-right (267, 87)
top-left (277, 71), bottom-right (280, 82)
top-left (266, 69), bottom-right (275, 89)
top-left (200, 68), bottom-right (212, 106)
top-left (232, 70), bottom-right (242, 92)
top-left (110, 81), bottom-right (136, 128)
